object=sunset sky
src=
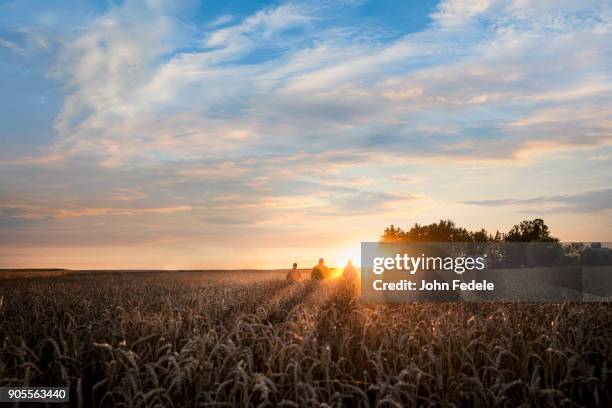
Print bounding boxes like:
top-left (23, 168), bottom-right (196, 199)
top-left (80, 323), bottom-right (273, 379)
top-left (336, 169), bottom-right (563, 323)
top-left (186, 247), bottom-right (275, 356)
top-left (1, 0), bottom-right (611, 269)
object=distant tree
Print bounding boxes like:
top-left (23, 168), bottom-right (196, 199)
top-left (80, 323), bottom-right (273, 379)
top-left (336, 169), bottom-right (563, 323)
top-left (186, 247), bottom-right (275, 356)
top-left (503, 218), bottom-right (558, 242)
top-left (404, 220), bottom-right (467, 242)
top-left (380, 225), bottom-right (406, 242)
top-left (381, 220), bottom-right (495, 243)
top-left (472, 228), bottom-right (492, 242)
top-left (380, 218), bottom-right (559, 244)
top-left (502, 219), bottom-right (560, 266)
top-left (379, 218), bottom-right (568, 267)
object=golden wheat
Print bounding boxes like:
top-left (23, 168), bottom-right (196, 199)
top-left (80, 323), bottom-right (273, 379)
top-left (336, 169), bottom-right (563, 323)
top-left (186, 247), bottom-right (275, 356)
top-left (0, 272), bottom-right (610, 407)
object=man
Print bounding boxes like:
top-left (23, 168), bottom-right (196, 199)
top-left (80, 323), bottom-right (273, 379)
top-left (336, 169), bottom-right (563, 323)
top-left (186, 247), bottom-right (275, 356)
top-left (286, 263), bottom-right (303, 281)
top-left (311, 258), bottom-right (329, 280)
top-left (342, 260), bottom-right (357, 281)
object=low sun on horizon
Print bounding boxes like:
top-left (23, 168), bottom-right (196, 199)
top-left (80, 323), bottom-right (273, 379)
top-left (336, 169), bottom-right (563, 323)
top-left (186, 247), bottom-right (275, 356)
top-left (330, 245), bottom-right (362, 269)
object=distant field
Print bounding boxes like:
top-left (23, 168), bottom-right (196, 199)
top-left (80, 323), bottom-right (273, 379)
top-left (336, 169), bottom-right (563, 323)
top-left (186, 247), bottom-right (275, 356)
top-left (0, 268), bottom-right (78, 279)
top-left (0, 268), bottom-right (302, 281)
top-left (0, 270), bottom-right (610, 407)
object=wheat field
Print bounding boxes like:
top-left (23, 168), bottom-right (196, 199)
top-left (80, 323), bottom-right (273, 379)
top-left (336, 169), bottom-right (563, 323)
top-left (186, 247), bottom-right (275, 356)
top-left (0, 271), bottom-right (610, 407)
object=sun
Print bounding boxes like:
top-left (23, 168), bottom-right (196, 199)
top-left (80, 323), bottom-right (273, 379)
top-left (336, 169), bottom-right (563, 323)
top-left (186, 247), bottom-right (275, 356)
top-left (332, 244), bottom-right (361, 268)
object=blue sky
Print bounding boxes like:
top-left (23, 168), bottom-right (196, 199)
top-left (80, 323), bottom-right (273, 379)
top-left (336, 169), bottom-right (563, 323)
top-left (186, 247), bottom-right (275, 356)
top-left (0, 0), bottom-right (611, 268)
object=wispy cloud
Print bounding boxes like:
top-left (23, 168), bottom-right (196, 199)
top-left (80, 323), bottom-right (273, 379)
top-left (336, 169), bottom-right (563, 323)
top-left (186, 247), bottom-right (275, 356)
top-left (0, 203), bottom-right (193, 220)
top-left (0, 37), bottom-right (27, 55)
top-left (207, 14), bottom-right (235, 28)
top-left (463, 189), bottom-right (612, 214)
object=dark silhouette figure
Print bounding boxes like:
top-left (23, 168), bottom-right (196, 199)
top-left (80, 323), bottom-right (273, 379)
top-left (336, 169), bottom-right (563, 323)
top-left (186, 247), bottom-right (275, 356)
top-left (342, 260), bottom-right (357, 281)
top-left (311, 258), bottom-right (329, 280)
top-left (286, 262), bottom-right (303, 281)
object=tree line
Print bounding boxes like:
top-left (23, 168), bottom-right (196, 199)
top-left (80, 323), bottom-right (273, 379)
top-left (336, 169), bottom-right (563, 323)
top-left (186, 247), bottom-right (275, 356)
top-left (380, 218), bottom-right (557, 243)
top-left (380, 218), bottom-right (610, 266)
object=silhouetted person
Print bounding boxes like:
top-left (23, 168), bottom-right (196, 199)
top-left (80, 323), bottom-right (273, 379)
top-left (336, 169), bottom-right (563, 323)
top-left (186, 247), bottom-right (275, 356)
top-left (286, 262), bottom-right (303, 281)
top-left (311, 258), bottom-right (329, 280)
top-left (342, 260), bottom-right (357, 281)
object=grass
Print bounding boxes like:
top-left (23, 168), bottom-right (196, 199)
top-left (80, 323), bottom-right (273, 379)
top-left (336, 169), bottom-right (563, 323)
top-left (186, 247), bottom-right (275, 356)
top-left (0, 271), bottom-right (610, 407)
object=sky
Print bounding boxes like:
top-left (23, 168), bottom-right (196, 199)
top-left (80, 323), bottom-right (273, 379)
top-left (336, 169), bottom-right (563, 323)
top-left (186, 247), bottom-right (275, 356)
top-left (0, 0), bottom-right (611, 269)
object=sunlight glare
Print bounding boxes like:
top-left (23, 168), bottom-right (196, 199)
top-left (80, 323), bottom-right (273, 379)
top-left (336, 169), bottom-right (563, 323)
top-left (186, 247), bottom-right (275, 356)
top-left (332, 244), bottom-right (361, 268)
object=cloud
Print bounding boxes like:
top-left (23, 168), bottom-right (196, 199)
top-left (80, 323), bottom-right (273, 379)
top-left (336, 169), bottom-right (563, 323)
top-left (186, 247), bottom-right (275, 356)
top-left (30, 0), bottom-right (608, 171)
top-left (0, 207), bottom-right (50, 227)
top-left (590, 154), bottom-right (611, 161)
top-left (463, 189), bottom-right (612, 214)
top-left (0, 37), bottom-right (27, 55)
top-left (430, 0), bottom-right (493, 28)
top-left (1, 0), bottom-right (612, 264)
top-left (328, 190), bottom-right (425, 215)
top-left (0, 203), bottom-right (192, 220)
top-left (207, 14), bottom-right (235, 28)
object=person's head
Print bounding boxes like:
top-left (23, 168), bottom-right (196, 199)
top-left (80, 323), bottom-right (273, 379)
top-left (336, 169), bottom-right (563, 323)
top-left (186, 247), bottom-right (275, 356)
top-left (347, 260), bottom-right (353, 266)
top-left (318, 258), bottom-right (324, 265)
top-left (293, 262), bottom-right (297, 269)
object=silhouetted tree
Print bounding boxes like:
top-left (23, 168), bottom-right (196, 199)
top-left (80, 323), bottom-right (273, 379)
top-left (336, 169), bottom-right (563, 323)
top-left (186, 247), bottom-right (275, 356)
top-left (503, 218), bottom-right (558, 242)
top-left (382, 218), bottom-right (567, 269)
top-left (380, 225), bottom-right (406, 242)
top-left (380, 218), bottom-right (559, 244)
top-left (472, 229), bottom-right (492, 242)
top-left (380, 219), bottom-right (495, 243)
top-left (379, 219), bottom-right (612, 269)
